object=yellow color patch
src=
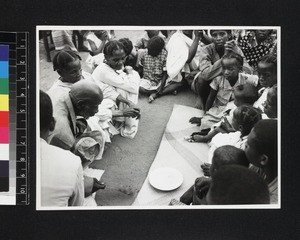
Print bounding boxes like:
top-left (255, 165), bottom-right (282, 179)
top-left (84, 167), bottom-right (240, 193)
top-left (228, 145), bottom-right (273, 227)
top-left (0, 95), bottom-right (9, 111)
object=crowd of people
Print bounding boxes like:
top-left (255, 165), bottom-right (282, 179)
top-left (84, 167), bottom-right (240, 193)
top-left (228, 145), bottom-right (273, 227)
top-left (40, 29), bottom-right (278, 207)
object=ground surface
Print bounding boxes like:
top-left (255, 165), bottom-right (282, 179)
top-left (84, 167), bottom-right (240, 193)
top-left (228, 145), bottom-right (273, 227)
top-left (39, 30), bottom-right (197, 206)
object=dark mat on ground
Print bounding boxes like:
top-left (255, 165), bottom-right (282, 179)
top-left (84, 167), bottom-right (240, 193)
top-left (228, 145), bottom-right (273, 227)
top-left (92, 89), bottom-right (198, 206)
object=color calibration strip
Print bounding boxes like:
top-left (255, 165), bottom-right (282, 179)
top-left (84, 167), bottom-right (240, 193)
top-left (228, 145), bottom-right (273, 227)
top-left (0, 45), bottom-right (9, 193)
top-left (0, 32), bottom-right (29, 205)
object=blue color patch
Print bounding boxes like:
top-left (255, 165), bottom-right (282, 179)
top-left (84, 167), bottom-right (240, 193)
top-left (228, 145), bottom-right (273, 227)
top-left (0, 61), bottom-right (8, 78)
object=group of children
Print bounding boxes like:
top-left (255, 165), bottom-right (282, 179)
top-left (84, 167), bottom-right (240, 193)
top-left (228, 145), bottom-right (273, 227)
top-left (40, 29), bottom-right (278, 206)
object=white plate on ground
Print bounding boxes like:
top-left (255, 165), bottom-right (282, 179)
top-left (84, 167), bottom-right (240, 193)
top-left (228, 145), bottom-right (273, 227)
top-left (148, 167), bottom-right (183, 191)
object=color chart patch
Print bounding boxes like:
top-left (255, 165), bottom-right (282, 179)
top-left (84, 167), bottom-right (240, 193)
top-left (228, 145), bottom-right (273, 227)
top-left (0, 45), bottom-right (9, 192)
top-left (0, 32), bottom-right (29, 205)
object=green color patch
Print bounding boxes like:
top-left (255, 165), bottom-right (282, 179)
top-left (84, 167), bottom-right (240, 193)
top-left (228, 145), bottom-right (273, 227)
top-left (0, 78), bottom-right (8, 94)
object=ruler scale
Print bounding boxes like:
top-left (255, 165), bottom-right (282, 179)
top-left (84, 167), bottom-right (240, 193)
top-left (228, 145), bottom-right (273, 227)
top-left (0, 32), bottom-right (29, 205)
top-left (16, 32), bottom-right (29, 205)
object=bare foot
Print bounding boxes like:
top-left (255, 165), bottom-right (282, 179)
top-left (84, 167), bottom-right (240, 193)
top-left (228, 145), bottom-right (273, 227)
top-left (201, 163), bottom-right (211, 176)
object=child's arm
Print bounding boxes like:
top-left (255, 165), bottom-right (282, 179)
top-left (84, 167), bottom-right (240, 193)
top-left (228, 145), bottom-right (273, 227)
top-left (87, 38), bottom-right (107, 56)
top-left (195, 127), bottom-right (223, 142)
top-left (116, 94), bottom-right (136, 108)
top-left (205, 88), bottom-right (217, 112)
top-left (186, 30), bottom-right (201, 63)
top-left (220, 117), bottom-right (236, 133)
top-left (200, 32), bottom-right (213, 45)
top-left (156, 71), bottom-right (168, 96)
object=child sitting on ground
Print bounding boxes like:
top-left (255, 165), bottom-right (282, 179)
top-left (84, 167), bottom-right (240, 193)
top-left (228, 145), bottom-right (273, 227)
top-left (201, 105), bottom-right (261, 175)
top-left (263, 84), bottom-right (277, 119)
top-left (139, 36), bottom-right (168, 103)
top-left (180, 145), bottom-right (249, 205)
top-left (245, 119), bottom-right (278, 203)
top-left (253, 54), bottom-right (277, 111)
top-left (189, 52), bottom-right (258, 131)
top-left (119, 38), bottom-right (136, 69)
top-left (92, 40), bottom-right (141, 139)
top-left (135, 30), bottom-right (166, 68)
top-left (188, 83), bottom-right (259, 143)
top-left (205, 52), bottom-right (258, 113)
top-left (206, 165), bottom-right (270, 205)
top-left (48, 50), bottom-right (140, 143)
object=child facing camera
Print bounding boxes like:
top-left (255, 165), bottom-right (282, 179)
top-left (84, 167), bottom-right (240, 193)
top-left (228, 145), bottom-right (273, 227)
top-left (139, 36), bottom-right (178, 103)
top-left (204, 52), bottom-right (258, 113)
top-left (253, 54), bottom-right (277, 111)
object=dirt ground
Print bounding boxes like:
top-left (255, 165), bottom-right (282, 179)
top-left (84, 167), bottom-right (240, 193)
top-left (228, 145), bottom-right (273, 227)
top-left (39, 30), bottom-right (197, 206)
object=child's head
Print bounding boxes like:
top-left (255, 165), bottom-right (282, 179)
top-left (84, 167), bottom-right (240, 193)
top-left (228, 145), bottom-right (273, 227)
top-left (263, 84), bottom-right (277, 118)
top-left (233, 83), bottom-right (259, 106)
top-left (103, 40), bottom-right (126, 70)
top-left (147, 36), bottom-right (165, 57)
top-left (257, 54), bottom-right (277, 88)
top-left (210, 145), bottom-right (249, 176)
top-left (52, 50), bottom-right (82, 83)
top-left (231, 105), bottom-right (262, 136)
top-left (118, 38), bottom-right (133, 56)
top-left (40, 90), bottom-right (55, 136)
top-left (221, 52), bottom-right (243, 82)
top-left (210, 30), bottom-right (232, 48)
top-left (206, 165), bottom-right (270, 204)
top-left (146, 30), bottom-right (159, 39)
top-left (245, 119), bottom-right (277, 172)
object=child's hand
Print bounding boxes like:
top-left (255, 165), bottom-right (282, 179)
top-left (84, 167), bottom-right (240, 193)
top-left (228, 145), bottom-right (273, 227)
top-left (192, 135), bottom-right (208, 143)
top-left (224, 40), bottom-right (236, 55)
top-left (184, 136), bottom-right (195, 142)
top-left (123, 107), bottom-right (140, 119)
top-left (99, 31), bottom-right (109, 41)
top-left (220, 117), bottom-right (235, 133)
top-left (189, 117), bottom-right (202, 126)
top-left (193, 30), bottom-right (203, 39)
top-left (194, 177), bottom-right (211, 198)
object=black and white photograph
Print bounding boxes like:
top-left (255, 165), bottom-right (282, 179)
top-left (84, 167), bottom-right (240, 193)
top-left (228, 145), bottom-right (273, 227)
top-left (36, 26), bottom-right (280, 210)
